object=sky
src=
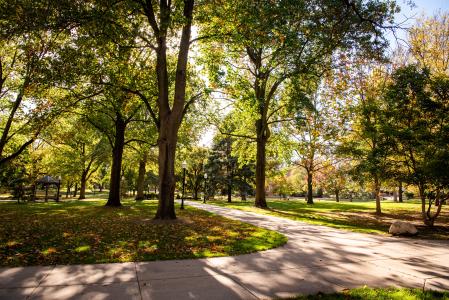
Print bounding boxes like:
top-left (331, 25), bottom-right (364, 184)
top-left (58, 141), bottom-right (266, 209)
top-left (401, 0), bottom-right (449, 15)
top-left (198, 0), bottom-right (449, 148)
top-left (388, 0), bottom-right (449, 47)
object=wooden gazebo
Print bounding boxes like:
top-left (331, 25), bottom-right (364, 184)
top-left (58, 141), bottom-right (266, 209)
top-left (33, 175), bottom-right (61, 202)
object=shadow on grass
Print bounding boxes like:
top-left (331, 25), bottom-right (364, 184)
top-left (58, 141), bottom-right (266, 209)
top-left (0, 200), bottom-right (286, 267)
top-left (2, 200), bottom-right (449, 300)
top-left (207, 199), bottom-right (449, 239)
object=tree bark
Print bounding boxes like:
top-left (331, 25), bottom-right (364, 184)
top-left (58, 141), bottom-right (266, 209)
top-left (398, 181), bottom-right (403, 202)
top-left (335, 189), bottom-right (340, 202)
top-left (255, 124), bottom-right (268, 208)
top-left (417, 183), bottom-right (439, 227)
top-left (66, 183), bottom-right (71, 198)
top-left (73, 183), bottom-right (78, 197)
top-left (155, 128), bottom-right (177, 219)
top-left (226, 151), bottom-right (232, 202)
top-left (374, 174), bottom-right (381, 215)
top-left (0, 79), bottom-right (30, 167)
top-left (106, 117), bottom-right (126, 207)
top-left (135, 152), bottom-right (147, 201)
top-left (79, 172), bottom-right (87, 200)
top-left (227, 178), bottom-right (232, 203)
top-left (306, 170), bottom-right (314, 204)
top-left (193, 186), bottom-right (199, 200)
top-left (144, 0), bottom-right (194, 219)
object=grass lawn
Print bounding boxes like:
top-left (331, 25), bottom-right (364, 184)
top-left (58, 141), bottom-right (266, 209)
top-left (0, 199), bottom-right (287, 267)
top-left (206, 198), bottom-right (449, 239)
top-left (293, 287), bottom-right (449, 299)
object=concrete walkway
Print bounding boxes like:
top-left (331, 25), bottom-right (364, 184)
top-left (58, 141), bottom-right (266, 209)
top-left (1, 201), bottom-right (448, 300)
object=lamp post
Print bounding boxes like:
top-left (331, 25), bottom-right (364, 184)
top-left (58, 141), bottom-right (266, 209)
top-left (203, 173), bottom-right (208, 203)
top-left (181, 161), bottom-right (187, 209)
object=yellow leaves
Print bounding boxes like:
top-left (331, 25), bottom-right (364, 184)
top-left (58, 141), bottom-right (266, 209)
top-left (41, 247), bottom-right (57, 255)
top-left (6, 241), bottom-right (21, 247)
top-left (409, 12), bottom-right (449, 76)
top-left (0, 200), bottom-right (285, 267)
top-left (138, 241), bottom-right (158, 254)
top-left (74, 245), bottom-right (90, 253)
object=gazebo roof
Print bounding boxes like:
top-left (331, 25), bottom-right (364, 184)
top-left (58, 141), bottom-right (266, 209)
top-left (36, 175), bottom-right (60, 184)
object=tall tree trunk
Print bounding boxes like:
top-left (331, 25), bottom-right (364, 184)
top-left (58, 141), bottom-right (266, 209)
top-left (79, 171), bottom-right (87, 200)
top-left (417, 183), bottom-right (436, 226)
top-left (374, 174), bottom-right (381, 215)
top-left (73, 183), bottom-right (78, 197)
top-left (227, 178), bottom-right (232, 203)
top-left (66, 183), bottom-right (71, 198)
top-left (193, 186), bottom-right (199, 200)
top-left (155, 129), bottom-right (177, 219)
top-left (106, 117), bottom-right (126, 207)
top-left (306, 170), bottom-right (314, 204)
top-left (226, 156), bottom-right (232, 202)
top-left (135, 152), bottom-right (147, 201)
top-left (398, 181), bottom-right (403, 203)
top-left (393, 189), bottom-right (397, 202)
top-left (335, 189), bottom-right (340, 202)
top-left (140, 0), bottom-right (193, 219)
top-left (0, 80), bottom-right (32, 167)
top-left (255, 120), bottom-right (268, 208)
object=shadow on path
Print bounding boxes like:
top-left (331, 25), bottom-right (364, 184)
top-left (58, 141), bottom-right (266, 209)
top-left (1, 200), bottom-right (448, 299)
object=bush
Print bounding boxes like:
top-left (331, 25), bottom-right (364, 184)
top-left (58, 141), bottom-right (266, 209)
top-left (405, 192), bottom-right (414, 200)
top-left (144, 192), bottom-right (158, 200)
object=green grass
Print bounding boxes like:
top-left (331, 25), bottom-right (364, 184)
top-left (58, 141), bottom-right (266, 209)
top-left (206, 198), bottom-right (449, 239)
top-left (292, 287), bottom-right (449, 299)
top-left (0, 199), bottom-right (287, 267)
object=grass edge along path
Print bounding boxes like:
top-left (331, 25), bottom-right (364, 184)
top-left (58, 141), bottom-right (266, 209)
top-left (206, 198), bottom-right (449, 240)
top-left (292, 286), bottom-right (449, 300)
top-left (0, 199), bottom-right (287, 267)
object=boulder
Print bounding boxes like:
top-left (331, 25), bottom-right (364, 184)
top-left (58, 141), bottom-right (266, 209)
top-left (389, 221), bottom-right (418, 236)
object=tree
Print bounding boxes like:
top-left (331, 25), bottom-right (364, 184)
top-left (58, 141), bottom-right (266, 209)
top-left (203, 0), bottom-right (397, 208)
top-left (0, 30), bottom-right (72, 167)
top-left (129, 0), bottom-right (198, 219)
top-left (14, 0), bottom-right (201, 216)
top-left (82, 86), bottom-right (150, 206)
top-left (42, 116), bottom-right (109, 199)
top-left (287, 78), bottom-right (340, 204)
top-left (269, 171), bottom-right (295, 199)
top-left (135, 151), bottom-right (149, 201)
top-left (204, 134), bottom-right (257, 202)
top-left (383, 65), bottom-right (449, 226)
top-left (205, 137), bottom-right (237, 202)
top-left (179, 147), bottom-right (208, 200)
top-left (338, 66), bottom-right (392, 215)
top-left (322, 161), bottom-right (352, 202)
top-left (408, 12), bottom-right (449, 75)
top-left (233, 163), bottom-right (255, 201)
top-left (0, 1), bottom-right (101, 168)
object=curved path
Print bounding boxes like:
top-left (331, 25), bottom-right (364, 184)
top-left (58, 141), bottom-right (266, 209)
top-left (1, 201), bottom-right (449, 300)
